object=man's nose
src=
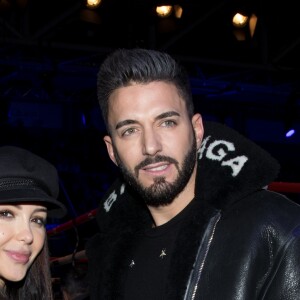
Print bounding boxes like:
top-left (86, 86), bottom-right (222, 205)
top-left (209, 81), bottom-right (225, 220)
top-left (142, 128), bottom-right (162, 156)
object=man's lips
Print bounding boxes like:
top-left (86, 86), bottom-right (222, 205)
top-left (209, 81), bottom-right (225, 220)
top-left (142, 162), bottom-right (170, 173)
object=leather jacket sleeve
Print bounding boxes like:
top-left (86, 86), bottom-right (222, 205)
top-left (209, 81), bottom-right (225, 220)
top-left (261, 226), bottom-right (300, 300)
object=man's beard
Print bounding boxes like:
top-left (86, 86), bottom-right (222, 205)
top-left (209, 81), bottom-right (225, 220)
top-left (113, 135), bottom-right (197, 207)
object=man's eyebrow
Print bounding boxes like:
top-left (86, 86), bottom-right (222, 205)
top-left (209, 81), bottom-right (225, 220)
top-left (155, 111), bottom-right (180, 120)
top-left (115, 111), bottom-right (180, 130)
top-left (115, 119), bottom-right (137, 130)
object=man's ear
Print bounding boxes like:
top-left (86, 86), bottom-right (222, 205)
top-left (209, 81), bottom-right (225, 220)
top-left (103, 135), bottom-right (118, 166)
top-left (192, 113), bottom-right (204, 149)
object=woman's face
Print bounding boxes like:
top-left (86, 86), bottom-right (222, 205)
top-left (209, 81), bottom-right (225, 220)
top-left (0, 204), bottom-right (47, 286)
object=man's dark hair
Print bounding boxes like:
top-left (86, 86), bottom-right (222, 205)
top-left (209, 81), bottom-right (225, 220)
top-left (97, 48), bottom-right (194, 131)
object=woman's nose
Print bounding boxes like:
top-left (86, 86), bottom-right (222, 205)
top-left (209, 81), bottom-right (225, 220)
top-left (16, 224), bottom-right (34, 244)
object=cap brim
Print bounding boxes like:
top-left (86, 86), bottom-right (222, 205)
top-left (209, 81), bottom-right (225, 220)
top-left (0, 189), bottom-right (67, 218)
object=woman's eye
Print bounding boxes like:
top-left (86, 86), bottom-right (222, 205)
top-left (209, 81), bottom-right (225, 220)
top-left (31, 217), bottom-right (46, 227)
top-left (0, 210), bottom-right (13, 218)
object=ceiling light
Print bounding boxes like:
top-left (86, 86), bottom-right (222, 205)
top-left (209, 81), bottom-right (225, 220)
top-left (249, 14), bottom-right (258, 37)
top-left (174, 5), bottom-right (183, 19)
top-left (86, 0), bottom-right (102, 9)
top-left (156, 5), bottom-right (173, 18)
top-left (232, 13), bottom-right (248, 28)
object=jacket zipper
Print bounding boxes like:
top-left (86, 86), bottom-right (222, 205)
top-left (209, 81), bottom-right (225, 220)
top-left (183, 211), bottom-right (221, 300)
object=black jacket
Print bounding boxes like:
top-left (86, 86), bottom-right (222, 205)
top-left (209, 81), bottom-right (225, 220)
top-left (86, 121), bottom-right (300, 300)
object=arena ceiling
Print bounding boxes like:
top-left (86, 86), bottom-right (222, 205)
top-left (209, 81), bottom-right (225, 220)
top-left (0, 0), bottom-right (299, 91)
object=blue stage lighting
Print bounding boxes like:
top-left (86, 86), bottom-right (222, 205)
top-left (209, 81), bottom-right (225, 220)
top-left (285, 129), bottom-right (296, 138)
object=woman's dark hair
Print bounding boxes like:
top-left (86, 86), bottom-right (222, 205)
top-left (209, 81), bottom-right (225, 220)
top-left (97, 48), bottom-right (194, 132)
top-left (1, 240), bottom-right (53, 300)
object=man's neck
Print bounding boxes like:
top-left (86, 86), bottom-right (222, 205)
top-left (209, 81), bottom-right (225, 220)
top-left (148, 195), bottom-right (195, 226)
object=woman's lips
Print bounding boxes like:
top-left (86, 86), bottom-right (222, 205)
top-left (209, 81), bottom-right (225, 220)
top-left (6, 251), bottom-right (30, 264)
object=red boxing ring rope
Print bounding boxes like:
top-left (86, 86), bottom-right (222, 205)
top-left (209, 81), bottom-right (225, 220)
top-left (268, 182), bottom-right (300, 194)
top-left (47, 209), bottom-right (97, 236)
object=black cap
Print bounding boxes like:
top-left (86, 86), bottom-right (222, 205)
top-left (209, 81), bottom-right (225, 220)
top-left (0, 146), bottom-right (67, 218)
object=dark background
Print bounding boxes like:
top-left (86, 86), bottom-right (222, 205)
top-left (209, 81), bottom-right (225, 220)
top-left (0, 0), bottom-right (299, 277)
